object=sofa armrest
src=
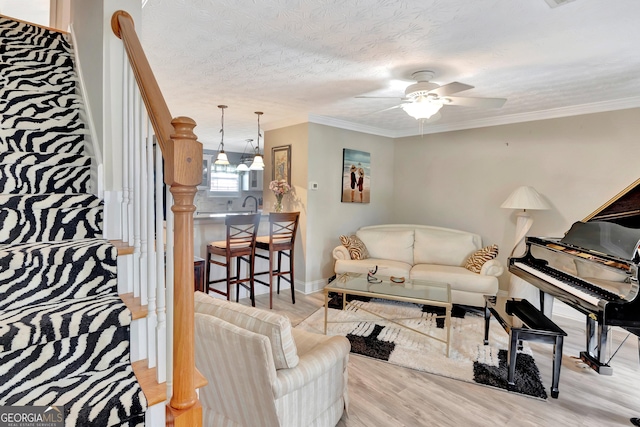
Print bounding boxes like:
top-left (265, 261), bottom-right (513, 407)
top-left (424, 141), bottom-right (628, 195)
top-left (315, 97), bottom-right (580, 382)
top-left (272, 334), bottom-right (350, 398)
top-left (480, 259), bottom-right (504, 277)
top-left (332, 245), bottom-right (350, 261)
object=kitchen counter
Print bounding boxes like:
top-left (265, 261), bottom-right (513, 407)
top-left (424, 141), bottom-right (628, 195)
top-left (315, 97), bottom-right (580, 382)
top-left (193, 210), bottom-right (265, 223)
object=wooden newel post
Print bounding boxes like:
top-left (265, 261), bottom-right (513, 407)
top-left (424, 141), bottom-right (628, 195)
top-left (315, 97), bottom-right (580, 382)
top-left (166, 117), bottom-right (203, 425)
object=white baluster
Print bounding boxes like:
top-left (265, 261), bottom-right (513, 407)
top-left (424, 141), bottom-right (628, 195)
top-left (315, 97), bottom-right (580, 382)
top-left (156, 136), bottom-right (167, 383)
top-left (132, 90), bottom-right (141, 301)
top-left (165, 187), bottom-right (175, 396)
top-left (146, 120), bottom-right (157, 368)
top-left (127, 72), bottom-right (135, 247)
top-left (139, 97), bottom-right (148, 306)
top-left (121, 52), bottom-right (130, 243)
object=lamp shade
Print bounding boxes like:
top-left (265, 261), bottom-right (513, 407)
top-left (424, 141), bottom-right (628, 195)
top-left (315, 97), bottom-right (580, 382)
top-left (249, 154), bottom-right (264, 170)
top-left (500, 186), bottom-right (550, 211)
top-left (214, 151), bottom-right (229, 165)
top-left (236, 163), bottom-right (249, 172)
top-left (401, 99), bottom-right (443, 120)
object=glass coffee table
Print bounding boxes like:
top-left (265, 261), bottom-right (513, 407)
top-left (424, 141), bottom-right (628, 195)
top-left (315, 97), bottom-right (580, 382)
top-left (324, 273), bottom-right (452, 356)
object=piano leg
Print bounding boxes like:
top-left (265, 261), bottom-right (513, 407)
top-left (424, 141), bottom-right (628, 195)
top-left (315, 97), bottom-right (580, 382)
top-left (551, 335), bottom-right (563, 398)
top-left (507, 330), bottom-right (519, 392)
top-left (538, 289), bottom-right (554, 318)
top-left (582, 314), bottom-right (613, 375)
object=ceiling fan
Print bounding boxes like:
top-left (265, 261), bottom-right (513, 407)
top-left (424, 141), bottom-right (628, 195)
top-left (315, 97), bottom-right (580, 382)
top-left (358, 70), bottom-right (507, 120)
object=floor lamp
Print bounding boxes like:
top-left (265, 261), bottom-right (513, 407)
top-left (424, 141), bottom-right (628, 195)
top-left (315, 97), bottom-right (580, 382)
top-left (501, 186), bottom-right (551, 312)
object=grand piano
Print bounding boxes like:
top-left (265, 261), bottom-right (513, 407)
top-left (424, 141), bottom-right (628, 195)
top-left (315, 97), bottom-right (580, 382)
top-left (509, 178), bottom-right (640, 375)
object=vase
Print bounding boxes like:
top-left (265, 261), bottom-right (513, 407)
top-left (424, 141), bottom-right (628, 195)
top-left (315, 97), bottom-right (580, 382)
top-left (274, 196), bottom-right (283, 213)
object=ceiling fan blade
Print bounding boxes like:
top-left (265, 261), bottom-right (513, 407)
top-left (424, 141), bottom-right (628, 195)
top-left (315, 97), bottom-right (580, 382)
top-left (355, 96), bottom-right (406, 99)
top-left (445, 96), bottom-right (507, 108)
top-left (429, 82), bottom-right (474, 96)
top-left (366, 104), bottom-right (404, 115)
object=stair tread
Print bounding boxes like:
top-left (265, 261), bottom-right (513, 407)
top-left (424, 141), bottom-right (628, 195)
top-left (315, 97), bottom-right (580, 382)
top-left (0, 294), bottom-right (130, 353)
top-left (0, 88), bottom-right (81, 106)
top-left (0, 163), bottom-right (90, 194)
top-left (0, 151), bottom-right (90, 167)
top-left (1, 110), bottom-right (80, 129)
top-left (0, 205), bottom-right (103, 245)
top-left (0, 17), bottom-right (71, 46)
top-left (0, 237), bottom-right (116, 271)
top-left (0, 357), bottom-right (147, 426)
top-left (0, 128), bottom-right (87, 155)
top-left (0, 194), bottom-right (102, 209)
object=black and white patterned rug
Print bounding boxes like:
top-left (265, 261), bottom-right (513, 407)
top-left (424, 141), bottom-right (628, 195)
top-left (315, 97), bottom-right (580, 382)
top-left (297, 297), bottom-right (547, 399)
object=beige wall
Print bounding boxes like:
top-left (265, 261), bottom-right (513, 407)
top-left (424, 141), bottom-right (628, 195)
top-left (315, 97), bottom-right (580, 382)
top-left (393, 108), bottom-right (640, 291)
top-left (264, 123), bottom-right (310, 286)
top-left (264, 123), bottom-right (396, 290)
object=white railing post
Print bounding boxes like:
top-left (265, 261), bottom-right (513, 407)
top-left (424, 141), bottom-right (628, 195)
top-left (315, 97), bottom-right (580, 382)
top-left (146, 120), bottom-right (158, 368)
top-left (156, 138), bottom-right (167, 383)
top-left (165, 187), bottom-right (175, 397)
top-left (132, 91), bottom-right (142, 300)
top-left (138, 93), bottom-right (148, 306)
top-left (121, 51), bottom-right (130, 243)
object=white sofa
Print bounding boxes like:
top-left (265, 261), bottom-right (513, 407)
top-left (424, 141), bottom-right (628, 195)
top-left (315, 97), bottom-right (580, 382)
top-left (194, 291), bottom-right (350, 427)
top-left (332, 224), bottom-right (503, 307)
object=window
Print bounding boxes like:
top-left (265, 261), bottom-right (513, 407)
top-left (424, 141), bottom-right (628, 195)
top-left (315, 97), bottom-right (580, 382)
top-left (209, 166), bottom-right (240, 195)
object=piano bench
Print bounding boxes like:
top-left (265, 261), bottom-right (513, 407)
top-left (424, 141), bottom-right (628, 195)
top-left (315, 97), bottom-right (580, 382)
top-left (484, 295), bottom-right (567, 399)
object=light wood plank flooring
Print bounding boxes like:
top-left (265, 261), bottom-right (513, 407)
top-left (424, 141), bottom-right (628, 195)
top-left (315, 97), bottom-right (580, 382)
top-left (249, 289), bottom-right (640, 427)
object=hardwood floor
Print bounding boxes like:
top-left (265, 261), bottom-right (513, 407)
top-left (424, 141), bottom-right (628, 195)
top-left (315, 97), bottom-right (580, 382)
top-left (252, 289), bottom-right (640, 427)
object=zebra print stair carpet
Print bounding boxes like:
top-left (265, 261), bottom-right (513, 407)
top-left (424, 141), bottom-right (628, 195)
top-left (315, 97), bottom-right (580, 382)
top-left (296, 298), bottom-right (548, 399)
top-left (0, 15), bottom-right (147, 426)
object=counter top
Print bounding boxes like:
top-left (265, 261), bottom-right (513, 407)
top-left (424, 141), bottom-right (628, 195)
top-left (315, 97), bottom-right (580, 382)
top-left (193, 210), bottom-right (266, 222)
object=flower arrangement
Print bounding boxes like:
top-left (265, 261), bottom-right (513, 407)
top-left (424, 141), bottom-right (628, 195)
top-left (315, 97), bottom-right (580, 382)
top-left (269, 179), bottom-right (291, 212)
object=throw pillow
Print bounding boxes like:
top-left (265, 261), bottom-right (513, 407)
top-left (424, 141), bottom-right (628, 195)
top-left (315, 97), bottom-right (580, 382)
top-left (464, 244), bottom-right (499, 273)
top-left (339, 234), bottom-right (370, 260)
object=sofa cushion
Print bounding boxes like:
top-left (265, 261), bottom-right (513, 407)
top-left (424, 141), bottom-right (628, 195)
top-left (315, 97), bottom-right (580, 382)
top-left (356, 229), bottom-right (414, 265)
top-left (334, 258), bottom-right (412, 278)
top-left (413, 229), bottom-right (479, 266)
top-left (339, 234), bottom-right (369, 260)
top-left (410, 264), bottom-right (499, 296)
top-left (194, 291), bottom-right (299, 369)
top-left (464, 244), bottom-right (499, 273)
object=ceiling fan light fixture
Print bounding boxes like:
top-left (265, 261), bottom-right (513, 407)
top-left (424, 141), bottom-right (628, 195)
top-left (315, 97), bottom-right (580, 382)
top-left (401, 99), bottom-right (443, 120)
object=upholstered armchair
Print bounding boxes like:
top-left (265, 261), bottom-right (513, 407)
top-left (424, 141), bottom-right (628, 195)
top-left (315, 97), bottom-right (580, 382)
top-left (194, 291), bottom-right (350, 427)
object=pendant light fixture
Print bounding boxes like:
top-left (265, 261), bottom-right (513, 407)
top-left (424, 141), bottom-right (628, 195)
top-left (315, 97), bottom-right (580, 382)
top-left (249, 111), bottom-right (264, 170)
top-left (214, 105), bottom-right (230, 165)
top-left (236, 139), bottom-right (253, 172)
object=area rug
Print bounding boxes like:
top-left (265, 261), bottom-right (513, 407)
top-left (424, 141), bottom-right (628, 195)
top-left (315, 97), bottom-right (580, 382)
top-left (296, 297), bottom-right (548, 399)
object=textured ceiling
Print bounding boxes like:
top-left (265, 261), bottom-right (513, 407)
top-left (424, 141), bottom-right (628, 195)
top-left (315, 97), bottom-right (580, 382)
top-left (140, 0), bottom-right (640, 150)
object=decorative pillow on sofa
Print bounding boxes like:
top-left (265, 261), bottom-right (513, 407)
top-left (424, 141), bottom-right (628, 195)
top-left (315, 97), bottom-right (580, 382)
top-left (464, 244), bottom-right (499, 273)
top-left (339, 234), bottom-right (370, 260)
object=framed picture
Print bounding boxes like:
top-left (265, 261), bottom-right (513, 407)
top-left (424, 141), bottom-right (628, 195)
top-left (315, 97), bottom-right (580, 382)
top-left (341, 149), bottom-right (370, 203)
top-left (272, 145), bottom-right (291, 185)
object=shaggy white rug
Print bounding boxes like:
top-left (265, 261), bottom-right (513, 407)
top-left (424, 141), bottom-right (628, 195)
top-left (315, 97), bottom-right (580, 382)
top-left (296, 298), bottom-right (548, 399)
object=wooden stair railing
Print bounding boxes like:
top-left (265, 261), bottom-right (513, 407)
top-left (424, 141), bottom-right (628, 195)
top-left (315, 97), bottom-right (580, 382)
top-left (111, 11), bottom-right (204, 427)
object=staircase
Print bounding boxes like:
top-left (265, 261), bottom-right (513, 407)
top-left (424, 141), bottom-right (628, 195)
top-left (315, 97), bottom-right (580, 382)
top-left (0, 16), bottom-right (147, 426)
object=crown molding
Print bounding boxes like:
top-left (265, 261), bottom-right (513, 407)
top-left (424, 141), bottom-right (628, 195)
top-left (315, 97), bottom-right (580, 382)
top-left (307, 114), bottom-right (398, 138)
top-left (290, 97), bottom-right (640, 139)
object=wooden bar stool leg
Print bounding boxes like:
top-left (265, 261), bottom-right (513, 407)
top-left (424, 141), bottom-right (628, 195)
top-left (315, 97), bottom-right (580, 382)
top-left (225, 258), bottom-right (231, 301)
top-left (277, 251), bottom-right (282, 294)
top-left (235, 256), bottom-right (241, 303)
top-left (205, 252), bottom-right (211, 292)
top-left (289, 249), bottom-right (295, 304)
top-left (269, 249), bottom-right (274, 309)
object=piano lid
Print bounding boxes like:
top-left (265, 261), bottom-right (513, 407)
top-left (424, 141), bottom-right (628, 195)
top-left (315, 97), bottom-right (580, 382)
top-left (583, 177), bottom-right (640, 228)
top-left (560, 221), bottom-right (640, 261)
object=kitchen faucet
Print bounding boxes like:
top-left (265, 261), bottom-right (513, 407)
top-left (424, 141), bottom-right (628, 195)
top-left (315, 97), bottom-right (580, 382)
top-left (242, 195), bottom-right (258, 213)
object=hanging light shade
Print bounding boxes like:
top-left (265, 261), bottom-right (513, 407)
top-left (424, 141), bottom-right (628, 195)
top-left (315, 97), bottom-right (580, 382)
top-left (401, 96), bottom-right (444, 120)
top-left (236, 162), bottom-right (249, 172)
top-left (214, 105), bottom-right (230, 165)
top-left (249, 111), bottom-right (264, 170)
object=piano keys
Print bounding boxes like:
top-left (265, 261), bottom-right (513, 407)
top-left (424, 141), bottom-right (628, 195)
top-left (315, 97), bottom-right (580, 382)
top-left (509, 220), bottom-right (640, 375)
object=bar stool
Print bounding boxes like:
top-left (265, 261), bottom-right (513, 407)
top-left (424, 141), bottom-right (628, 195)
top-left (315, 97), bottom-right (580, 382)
top-left (205, 213), bottom-right (261, 306)
top-left (254, 212), bottom-right (300, 309)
